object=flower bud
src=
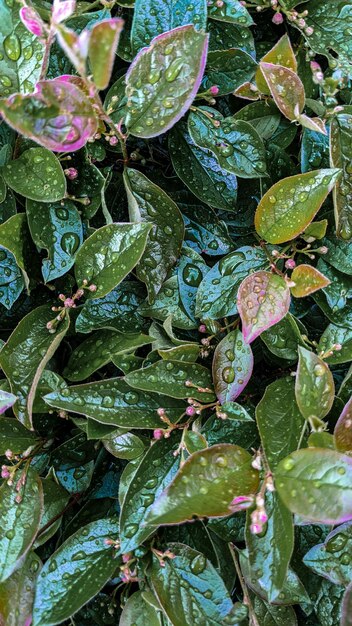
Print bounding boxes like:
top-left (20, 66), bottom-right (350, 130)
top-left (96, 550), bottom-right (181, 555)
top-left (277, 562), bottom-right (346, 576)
top-left (285, 258), bottom-right (296, 269)
top-left (272, 12), bottom-right (284, 24)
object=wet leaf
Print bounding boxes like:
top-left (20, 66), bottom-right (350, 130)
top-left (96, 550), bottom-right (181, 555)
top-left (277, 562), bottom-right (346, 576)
top-left (256, 34), bottom-right (297, 95)
top-left (203, 49), bottom-right (257, 96)
top-left (0, 468), bottom-right (43, 583)
top-left (0, 76), bottom-right (98, 152)
top-left (125, 25), bottom-right (208, 138)
top-left (212, 329), bottom-right (253, 404)
top-left (32, 518), bottom-right (120, 625)
top-left (319, 324), bottom-right (352, 365)
top-left (334, 397), bottom-right (352, 453)
top-left (303, 1), bottom-right (352, 71)
top-left (74, 222), bottom-right (152, 300)
top-left (177, 246), bottom-right (208, 320)
top-left (237, 271), bottom-right (291, 344)
top-left (208, 0), bottom-right (254, 25)
top-left (120, 591), bottom-right (161, 626)
top-left (35, 476), bottom-right (70, 547)
top-left (146, 444), bottom-right (259, 524)
top-left (139, 274), bottom-right (197, 330)
top-left (275, 448), bottom-right (352, 524)
top-left (125, 359), bottom-right (215, 402)
top-left (44, 377), bottom-right (185, 428)
top-left (256, 377), bottom-right (305, 471)
top-left (255, 169), bottom-right (341, 244)
top-left (0, 305), bottom-right (70, 429)
top-left (26, 198), bottom-right (83, 282)
top-left (0, 246), bottom-right (24, 310)
top-left (188, 107), bottom-right (268, 178)
top-left (290, 264), bottom-right (331, 298)
top-left (0, 212), bottom-right (39, 293)
top-left (0, 551), bottom-right (41, 626)
top-left (88, 18), bottom-right (123, 90)
top-left (259, 62), bottom-right (305, 121)
top-left (261, 313), bottom-right (306, 361)
top-left (103, 431), bottom-right (145, 460)
top-left (330, 112), bottom-right (352, 240)
top-left (3, 148), bottom-right (66, 203)
top-left (131, 0), bottom-right (207, 52)
top-left (295, 346), bottom-right (335, 421)
top-left (0, 417), bottom-right (37, 455)
top-left (303, 521), bottom-right (352, 586)
top-left (124, 168), bottom-right (184, 302)
top-left (342, 581), bottom-right (352, 626)
top-left (149, 543), bottom-right (234, 626)
top-left (252, 596), bottom-right (298, 626)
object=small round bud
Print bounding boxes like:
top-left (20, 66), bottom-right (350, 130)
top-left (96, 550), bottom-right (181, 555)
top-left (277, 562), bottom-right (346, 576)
top-left (64, 298), bottom-right (75, 308)
top-left (272, 11), bottom-right (284, 24)
top-left (334, 343), bottom-right (342, 351)
top-left (199, 324), bottom-right (207, 333)
top-left (285, 258), bottom-right (296, 269)
top-left (272, 249), bottom-right (280, 257)
top-left (186, 406), bottom-right (196, 416)
top-left (109, 136), bottom-right (118, 146)
top-left (157, 408), bottom-right (165, 416)
top-left (209, 85), bottom-right (219, 95)
top-left (89, 284), bottom-right (97, 292)
top-left (305, 26), bottom-right (314, 35)
top-left (64, 167), bottom-right (78, 180)
top-left (318, 246), bottom-right (328, 254)
top-left (153, 429), bottom-right (164, 440)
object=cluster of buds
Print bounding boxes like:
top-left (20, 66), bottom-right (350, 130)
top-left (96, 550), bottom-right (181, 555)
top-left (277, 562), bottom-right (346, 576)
top-left (152, 548), bottom-right (175, 567)
top-left (46, 281), bottom-right (97, 333)
top-left (105, 133), bottom-right (119, 146)
top-left (310, 61), bottom-right (324, 85)
top-left (319, 342), bottom-right (342, 360)
top-left (1, 467), bottom-right (28, 503)
top-left (286, 7), bottom-right (313, 36)
top-left (64, 167), bottom-right (78, 180)
top-left (215, 404), bottom-right (229, 420)
top-left (153, 408), bottom-right (177, 440)
top-left (250, 494), bottom-right (268, 535)
top-left (119, 553), bottom-right (138, 583)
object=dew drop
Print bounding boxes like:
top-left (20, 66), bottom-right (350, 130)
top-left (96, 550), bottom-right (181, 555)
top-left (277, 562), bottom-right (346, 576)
top-left (4, 33), bottom-right (21, 61)
top-left (165, 58), bottom-right (183, 82)
top-left (190, 554), bottom-right (206, 575)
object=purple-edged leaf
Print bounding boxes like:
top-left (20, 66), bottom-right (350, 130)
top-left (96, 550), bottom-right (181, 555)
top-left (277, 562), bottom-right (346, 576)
top-left (290, 264), bottom-right (331, 298)
top-left (237, 271), bottom-right (291, 344)
top-left (125, 25), bottom-right (208, 138)
top-left (20, 6), bottom-right (47, 38)
top-left (259, 62), bottom-right (305, 121)
top-left (56, 26), bottom-right (89, 75)
top-left (88, 19), bottom-right (124, 90)
top-left (146, 444), bottom-right (259, 525)
top-left (334, 396), bottom-right (352, 453)
top-left (275, 448), bottom-right (352, 525)
top-left (0, 391), bottom-right (17, 415)
top-left (0, 76), bottom-right (98, 152)
top-left (295, 346), bottom-right (335, 421)
top-left (342, 581), bottom-right (352, 626)
top-left (52, 0), bottom-right (76, 23)
top-left (212, 329), bottom-right (253, 404)
top-left (256, 34), bottom-right (297, 95)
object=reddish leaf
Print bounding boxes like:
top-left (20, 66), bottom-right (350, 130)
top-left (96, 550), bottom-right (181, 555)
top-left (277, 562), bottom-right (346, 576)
top-left (259, 62), bottom-right (305, 121)
top-left (88, 19), bottom-right (124, 90)
top-left (290, 264), bottom-right (331, 298)
top-left (334, 396), bottom-right (352, 453)
top-left (256, 34), bottom-right (297, 95)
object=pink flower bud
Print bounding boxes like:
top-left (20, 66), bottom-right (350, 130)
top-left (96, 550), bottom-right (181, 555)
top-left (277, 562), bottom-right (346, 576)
top-left (285, 259), bottom-right (296, 269)
top-left (64, 167), bottom-right (78, 180)
top-left (318, 246), bottom-right (328, 254)
top-left (334, 343), bottom-right (342, 351)
top-left (89, 284), bottom-right (97, 292)
top-left (122, 553), bottom-right (132, 563)
top-left (209, 85), bottom-right (219, 95)
top-left (157, 408), bottom-right (165, 416)
top-left (230, 495), bottom-right (254, 511)
top-left (250, 523), bottom-right (262, 534)
top-left (153, 428), bottom-right (164, 440)
top-left (5, 449), bottom-right (13, 460)
top-left (109, 136), bottom-right (118, 146)
top-left (1, 466), bottom-right (10, 479)
top-left (305, 26), bottom-right (314, 36)
top-left (186, 406), bottom-right (196, 416)
top-left (272, 12), bottom-right (284, 25)
top-left (199, 324), bottom-right (207, 333)
top-left (64, 298), bottom-right (75, 308)
top-left (75, 289), bottom-right (84, 299)
top-left (15, 494), bottom-right (22, 504)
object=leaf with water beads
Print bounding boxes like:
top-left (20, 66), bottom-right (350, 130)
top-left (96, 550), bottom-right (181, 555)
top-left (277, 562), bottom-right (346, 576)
top-left (254, 169), bottom-right (341, 244)
top-left (319, 324), bottom-right (352, 365)
top-left (119, 433), bottom-right (182, 552)
top-left (124, 168), bottom-right (184, 303)
top-left (202, 49), bottom-right (257, 96)
top-left (146, 444), bottom-right (259, 525)
top-left (303, 521), bottom-right (352, 587)
top-left (149, 543), bottom-right (234, 626)
top-left (26, 198), bottom-right (83, 283)
top-left (290, 264), bottom-right (331, 298)
top-left (261, 313), bottom-right (307, 362)
top-left (237, 271), bottom-right (291, 344)
top-left (32, 518), bottom-right (120, 626)
top-left (131, 0), bottom-right (207, 52)
top-left (0, 246), bottom-right (24, 310)
top-left (125, 359), bottom-right (216, 402)
top-left (342, 581), bottom-right (352, 626)
top-left (0, 550), bottom-right (41, 626)
top-left (295, 346), bottom-right (335, 421)
top-left (188, 107), bottom-right (268, 178)
top-left (120, 591), bottom-right (161, 626)
top-left (256, 34), bottom-right (297, 95)
top-left (275, 448), bottom-right (352, 525)
top-left (330, 112), bottom-right (352, 241)
top-left (0, 76), bottom-right (98, 153)
top-left (103, 431), bottom-right (145, 460)
top-left (139, 274), bottom-right (198, 330)
top-left (0, 467), bottom-right (43, 583)
top-left (0, 417), bottom-right (38, 455)
top-left (44, 377), bottom-right (185, 429)
top-left (177, 246), bottom-right (208, 321)
top-left (125, 25), bottom-right (208, 138)
top-left (0, 305), bottom-right (70, 430)
top-left (74, 222), bottom-right (152, 300)
top-left (212, 329), bottom-right (253, 404)
top-left (3, 148), bottom-right (66, 203)
top-left (334, 397), bottom-right (352, 454)
top-left (88, 18), bottom-right (124, 90)
top-left (207, 0), bottom-right (254, 25)
top-left (302, 1), bottom-right (352, 72)
top-left (259, 62), bottom-right (305, 122)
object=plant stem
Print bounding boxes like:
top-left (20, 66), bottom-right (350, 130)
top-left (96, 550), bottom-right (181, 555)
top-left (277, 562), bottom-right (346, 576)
top-left (228, 543), bottom-right (260, 626)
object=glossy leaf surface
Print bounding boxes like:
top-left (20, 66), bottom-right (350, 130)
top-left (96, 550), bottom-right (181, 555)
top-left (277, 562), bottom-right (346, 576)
top-left (334, 397), bottom-right (352, 453)
top-left (330, 112), bottom-right (352, 240)
top-left (212, 329), bottom-right (253, 404)
top-left (3, 148), bottom-right (66, 202)
top-left (290, 264), bottom-right (330, 298)
top-left (295, 346), bottom-right (335, 421)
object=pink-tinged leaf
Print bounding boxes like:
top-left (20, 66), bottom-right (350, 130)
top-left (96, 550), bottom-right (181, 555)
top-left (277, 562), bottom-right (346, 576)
top-left (259, 62), bottom-right (305, 121)
top-left (125, 25), bottom-right (208, 138)
top-left (0, 390), bottom-right (17, 415)
top-left (256, 34), bottom-right (297, 95)
top-left (20, 6), bottom-right (47, 38)
top-left (342, 581), bottom-right (352, 626)
top-left (299, 113), bottom-right (327, 135)
top-left (233, 82), bottom-right (260, 101)
top-left (295, 346), bottom-right (335, 421)
top-left (52, 0), bottom-right (76, 23)
top-left (290, 264), bottom-right (331, 298)
top-left (212, 329), bottom-right (253, 404)
top-left (56, 26), bottom-right (89, 75)
top-left (237, 271), bottom-right (291, 344)
top-left (89, 19), bottom-right (124, 90)
top-left (0, 76), bottom-right (98, 152)
top-left (334, 396), bottom-right (352, 453)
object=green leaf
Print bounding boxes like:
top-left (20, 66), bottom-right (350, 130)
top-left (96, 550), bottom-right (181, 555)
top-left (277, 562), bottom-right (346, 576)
top-left (275, 448), bottom-right (352, 524)
top-left (330, 113), bottom-right (352, 240)
top-left (124, 168), bottom-right (184, 302)
top-left (246, 492), bottom-right (294, 602)
top-left (149, 543), bottom-right (234, 626)
top-left (188, 107), bottom-right (267, 178)
top-left (2, 148), bottom-right (66, 202)
top-left (237, 271), bottom-right (291, 344)
top-left (44, 378), bottom-right (185, 428)
top-left (0, 213), bottom-right (37, 293)
top-left (212, 329), bottom-right (253, 404)
top-left (342, 581), bottom-right (352, 626)
top-left (318, 324), bottom-right (352, 365)
top-left (125, 25), bottom-right (208, 138)
top-left (290, 264), bottom-right (330, 298)
top-left (261, 313), bottom-right (306, 361)
top-left (0, 417), bottom-right (37, 455)
top-left (120, 591), bottom-right (161, 626)
top-left (26, 198), bottom-right (83, 282)
top-left (252, 596), bottom-right (298, 626)
top-left (256, 377), bottom-right (305, 470)
top-left (196, 246), bottom-right (267, 320)
top-left (32, 518), bottom-right (120, 626)
top-left (255, 169), bottom-right (341, 244)
top-left (208, 0), bottom-right (254, 25)
top-left (0, 551), bottom-right (41, 626)
top-left (256, 34), bottom-right (297, 95)
top-left (0, 0), bottom-right (45, 97)
top-left (131, 0), bottom-right (207, 52)
top-left (203, 49), bottom-right (257, 96)
top-left (146, 443), bottom-right (259, 524)
top-left (0, 305), bottom-right (70, 429)
top-left (63, 330), bottom-right (153, 381)
top-left (181, 200), bottom-right (234, 255)
top-left (259, 62), bottom-right (305, 121)
top-left (334, 397), bottom-right (352, 453)
top-left (125, 359), bottom-right (216, 402)
top-left (169, 121), bottom-right (238, 211)
top-left (0, 246), bottom-right (24, 309)
top-left (103, 431), bottom-right (146, 460)
top-left (119, 433), bottom-right (181, 552)
top-left (136, 275), bottom-right (198, 330)
top-left (74, 222), bottom-right (152, 299)
top-left (303, 521), bottom-right (352, 586)
top-left (35, 476), bottom-right (70, 547)
top-left (303, 0), bottom-right (352, 73)
top-left (295, 346), bottom-right (335, 421)
top-left (0, 468), bottom-right (43, 583)
top-left (177, 246), bottom-right (208, 320)
top-left (88, 18), bottom-right (123, 90)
